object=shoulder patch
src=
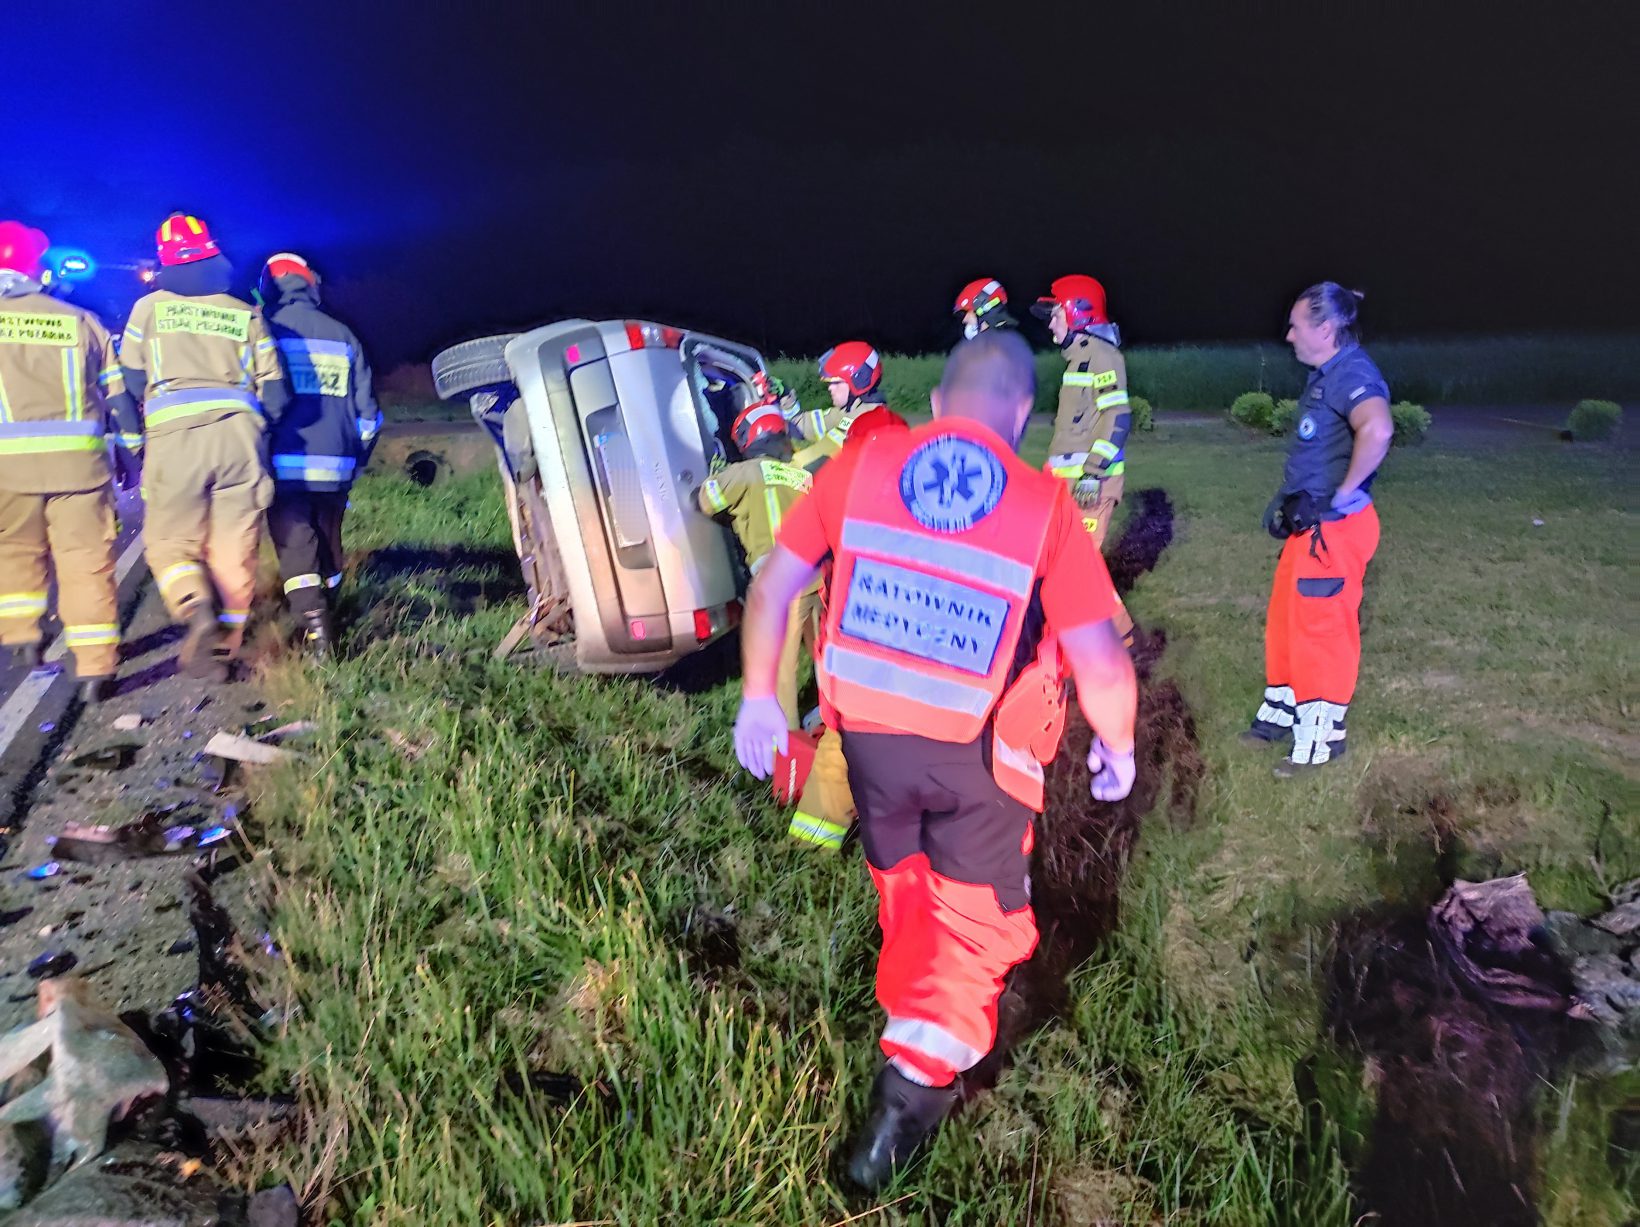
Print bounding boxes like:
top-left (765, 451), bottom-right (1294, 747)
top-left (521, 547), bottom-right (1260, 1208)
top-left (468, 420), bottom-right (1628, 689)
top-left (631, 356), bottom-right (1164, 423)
top-left (899, 434), bottom-right (1007, 533)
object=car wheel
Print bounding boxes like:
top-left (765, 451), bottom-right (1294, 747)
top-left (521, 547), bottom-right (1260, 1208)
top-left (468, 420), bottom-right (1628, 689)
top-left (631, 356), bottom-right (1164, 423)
top-left (431, 334), bottom-right (521, 399)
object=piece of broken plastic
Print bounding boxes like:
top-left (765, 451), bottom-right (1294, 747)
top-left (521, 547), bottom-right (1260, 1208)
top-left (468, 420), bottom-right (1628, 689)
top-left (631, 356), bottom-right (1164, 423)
top-left (25, 862), bottom-right (61, 880)
top-left (198, 825), bottom-right (232, 847)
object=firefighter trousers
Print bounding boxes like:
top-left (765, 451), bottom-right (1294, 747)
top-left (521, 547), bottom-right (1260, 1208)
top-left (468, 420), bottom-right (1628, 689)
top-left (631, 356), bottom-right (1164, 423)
top-left (268, 489), bottom-right (347, 618)
top-left (1256, 504), bottom-right (1381, 764)
top-left (143, 412), bottom-right (272, 653)
top-left (777, 590), bottom-right (822, 730)
top-left (1074, 488), bottom-right (1136, 647)
top-left (788, 725), bottom-right (857, 851)
top-left (0, 484), bottom-right (119, 677)
top-left (842, 730), bottom-right (1038, 1088)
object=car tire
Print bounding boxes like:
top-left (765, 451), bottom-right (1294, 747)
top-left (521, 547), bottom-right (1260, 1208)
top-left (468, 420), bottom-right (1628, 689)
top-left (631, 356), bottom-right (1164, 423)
top-left (431, 334), bottom-right (521, 400)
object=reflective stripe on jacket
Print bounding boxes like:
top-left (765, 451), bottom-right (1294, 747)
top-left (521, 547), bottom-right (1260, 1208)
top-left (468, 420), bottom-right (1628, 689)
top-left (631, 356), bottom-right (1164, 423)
top-left (0, 290), bottom-right (138, 493)
top-left (266, 285), bottom-right (380, 491)
top-left (817, 418), bottom-right (1060, 746)
top-left (1046, 334), bottom-right (1129, 498)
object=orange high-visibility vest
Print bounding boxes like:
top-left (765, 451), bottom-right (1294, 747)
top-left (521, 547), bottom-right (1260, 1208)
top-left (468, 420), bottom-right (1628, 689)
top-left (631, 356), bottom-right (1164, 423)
top-left (818, 418), bottom-right (1061, 745)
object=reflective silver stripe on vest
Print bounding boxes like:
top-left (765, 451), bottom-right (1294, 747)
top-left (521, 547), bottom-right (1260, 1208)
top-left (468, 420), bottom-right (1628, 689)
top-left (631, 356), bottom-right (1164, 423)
top-left (882, 1016), bottom-right (985, 1072)
top-left (823, 643), bottom-right (994, 719)
top-left (840, 520), bottom-right (1035, 597)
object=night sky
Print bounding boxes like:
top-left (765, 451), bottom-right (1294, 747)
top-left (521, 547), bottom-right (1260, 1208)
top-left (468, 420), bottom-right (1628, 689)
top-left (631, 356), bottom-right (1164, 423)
top-left (8, 4), bottom-right (1638, 367)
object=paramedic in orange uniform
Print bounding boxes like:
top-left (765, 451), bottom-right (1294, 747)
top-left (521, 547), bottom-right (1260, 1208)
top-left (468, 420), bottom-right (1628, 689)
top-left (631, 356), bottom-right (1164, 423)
top-left (733, 330), bottom-right (1137, 1190)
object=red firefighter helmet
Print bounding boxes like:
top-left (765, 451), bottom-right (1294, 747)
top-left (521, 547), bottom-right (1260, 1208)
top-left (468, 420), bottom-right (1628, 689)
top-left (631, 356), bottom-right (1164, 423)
top-left (0, 221), bottom-right (50, 280)
top-left (731, 398), bottom-right (788, 453)
top-left (1032, 274), bottom-right (1109, 332)
top-left (954, 277), bottom-right (1008, 320)
top-left (156, 213), bottom-right (222, 267)
top-left (817, 341), bottom-right (882, 398)
top-left (262, 251), bottom-right (317, 283)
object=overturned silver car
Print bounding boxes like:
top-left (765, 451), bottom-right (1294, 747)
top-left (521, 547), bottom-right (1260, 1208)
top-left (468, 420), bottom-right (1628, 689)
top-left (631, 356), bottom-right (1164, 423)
top-left (432, 320), bottom-right (773, 673)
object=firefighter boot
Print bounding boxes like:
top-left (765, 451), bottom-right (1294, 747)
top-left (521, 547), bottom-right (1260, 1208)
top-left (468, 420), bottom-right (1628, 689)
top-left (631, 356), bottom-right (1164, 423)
top-left (298, 607), bottom-right (334, 661)
top-left (9, 642), bottom-right (41, 672)
top-left (845, 1065), bottom-right (958, 1192)
top-left (78, 676), bottom-right (111, 705)
top-left (177, 606), bottom-right (228, 683)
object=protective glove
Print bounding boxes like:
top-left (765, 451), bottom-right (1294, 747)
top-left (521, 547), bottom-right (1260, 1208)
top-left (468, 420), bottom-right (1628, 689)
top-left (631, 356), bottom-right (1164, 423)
top-left (1087, 736), bottom-right (1136, 802)
top-left (1262, 493), bottom-right (1289, 539)
top-left (113, 448), bottom-right (143, 493)
top-left (733, 695), bottom-right (790, 780)
top-left (1072, 472), bottom-right (1102, 508)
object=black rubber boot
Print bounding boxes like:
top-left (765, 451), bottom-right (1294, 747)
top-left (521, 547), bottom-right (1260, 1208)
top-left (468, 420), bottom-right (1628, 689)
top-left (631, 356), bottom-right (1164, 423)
top-left (1237, 720), bottom-right (1291, 748)
top-left (177, 606), bottom-right (228, 683)
top-left (8, 642), bottom-right (42, 671)
top-left (298, 607), bottom-right (334, 660)
top-left (845, 1065), bottom-right (958, 1192)
top-left (77, 676), bottom-right (111, 705)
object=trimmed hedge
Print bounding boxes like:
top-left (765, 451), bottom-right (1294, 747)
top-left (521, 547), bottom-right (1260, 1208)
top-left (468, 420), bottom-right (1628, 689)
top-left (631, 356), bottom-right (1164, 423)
top-left (1129, 395), bottom-right (1154, 432)
top-left (1567, 399), bottom-right (1622, 442)
top-left (1230, 389), bottom-right (1430, 445)
top-left (1390, 401), bottom-right (1432, 446)
top-left (1229, 392), bottom-right (1277, 432)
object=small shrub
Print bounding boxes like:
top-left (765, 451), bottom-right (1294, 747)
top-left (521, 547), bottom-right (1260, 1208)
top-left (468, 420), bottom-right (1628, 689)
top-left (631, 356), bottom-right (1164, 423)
top-left (1271, 398), bottom-right (1299, 436)
top-left (1229, 391), bottom-right (1276, 433)
top-left (1390, 401), bottom-right (1431, 446)
top-left (1129, 395), bottom-right (1154, 432)
top-left (1567, 399), bottom-right (1621, 442)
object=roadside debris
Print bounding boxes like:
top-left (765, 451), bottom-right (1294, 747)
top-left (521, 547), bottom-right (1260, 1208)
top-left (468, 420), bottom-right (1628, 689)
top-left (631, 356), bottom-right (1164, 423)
top-left (110, 714), bottom-right (145, 732)
top-left (201, 732), bottom-right (292, 766)
top-left (23, 863), bottom-right (60, 881)
top-left (24, 952), bottom-right (76, 979)
top-left (0, 977), bottom-right (168, 1208)
top-left (68, 742), bottom-right (141, 772)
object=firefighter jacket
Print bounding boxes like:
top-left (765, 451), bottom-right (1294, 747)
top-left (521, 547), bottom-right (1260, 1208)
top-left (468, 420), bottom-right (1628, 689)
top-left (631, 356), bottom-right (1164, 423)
top-left (120, 288), bottom-right (285, 439)
top-left (697, 455), bottom-right (814, 578)
top-left (1046, 332), bottom-right (1130, 503)
top-left (265, 277), bottom-right (382, 491)
top-left (0, 285), bottom-right (143, 495)
top-left (793, 394), bottom-right (887, 470)
top-left (816, 418), bottom-right (1063, 747)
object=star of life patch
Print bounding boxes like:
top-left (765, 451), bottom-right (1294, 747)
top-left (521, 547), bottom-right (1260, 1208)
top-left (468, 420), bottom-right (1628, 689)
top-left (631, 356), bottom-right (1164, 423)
top-left (1298, 414), bottom-right (1318, 440)
top-left (840, 557), bottom-right (1008, 675)
top-left (899, 434), bottom-right (1006, 533)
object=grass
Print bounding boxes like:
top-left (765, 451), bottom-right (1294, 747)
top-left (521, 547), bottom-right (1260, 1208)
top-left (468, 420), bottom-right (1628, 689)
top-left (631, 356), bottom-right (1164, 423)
top-left (244, 418), bottom-right (1637, 1224)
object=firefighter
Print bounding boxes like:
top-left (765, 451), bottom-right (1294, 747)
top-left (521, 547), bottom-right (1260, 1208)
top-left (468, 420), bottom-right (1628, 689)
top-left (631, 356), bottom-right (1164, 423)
top-left (695, 385), bottom-right (818, 729)
top-left (952, 277), bottom-right (1016, 338)
top-left (779, 404), bottom-right (912, 854)
top-left (120, 214), bottom-right (289, 681)
top-left (1033, 274), bottom-right (1136, 644)
top-left (1243, 283), bottom-right (1391, 777)
top-left (733, 331), bottom-right (1138, 1189)
top-left (0, 222), bottom-right (143, 703)
top-left (790, 340), bottom-right (888, 471)
top-left (258, 252), bottom-right (381, 658)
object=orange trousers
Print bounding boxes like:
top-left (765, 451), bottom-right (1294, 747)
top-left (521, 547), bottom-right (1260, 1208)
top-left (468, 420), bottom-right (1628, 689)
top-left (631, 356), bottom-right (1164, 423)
top-left (1259, 505), bottom-right (1380, 761)
top-left (845, 731), bottom-right (1039, 1087)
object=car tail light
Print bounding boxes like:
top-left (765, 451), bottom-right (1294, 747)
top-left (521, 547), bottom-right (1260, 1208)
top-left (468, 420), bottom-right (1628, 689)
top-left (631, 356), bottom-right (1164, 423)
top-left (693, 608), bottom-right (713, 641)
top-left (564, 342), bottom-right (582, 366)
top-left (624, 321), bottom-right (684, 350)
top-left (629, 619), bottom-right (649, 641)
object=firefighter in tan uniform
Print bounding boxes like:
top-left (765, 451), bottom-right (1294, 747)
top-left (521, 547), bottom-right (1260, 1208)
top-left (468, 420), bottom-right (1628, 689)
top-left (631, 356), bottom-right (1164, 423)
top-left (695, 391), bottom-right (819, 728)
top-left (119, 214), bottom-right (289, 681)
top-left (1032, 274), bottom-right (1135, 644)
top-left (791, 341), bottom-right (889, 472)
top-left (0, 222), bottom-right (144, 703)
